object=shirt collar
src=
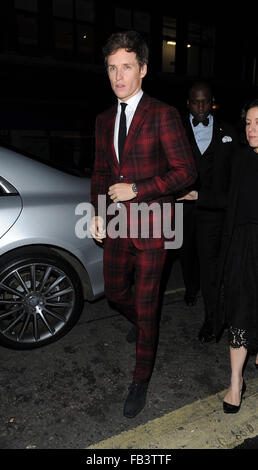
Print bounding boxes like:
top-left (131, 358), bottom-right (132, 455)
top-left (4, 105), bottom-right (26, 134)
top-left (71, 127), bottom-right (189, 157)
top-left (117, 90), bottom-right (143, 112)
top-left (190, 113), bottom-right (213, 127)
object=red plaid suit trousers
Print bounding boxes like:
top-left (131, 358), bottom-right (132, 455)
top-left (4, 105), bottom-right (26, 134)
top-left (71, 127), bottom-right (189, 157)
top-left (104, 236), bottom-right (167, 384)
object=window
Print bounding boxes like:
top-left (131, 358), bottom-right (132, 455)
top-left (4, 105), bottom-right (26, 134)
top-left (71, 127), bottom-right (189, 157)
top-left (133, 11), bottom-right (150, 34)
top-left (53, 0), bottom-right (73, 19)
top-left (14, 0), bottom-right (38, 12)
top-left (76, 23), bottom-right (94, 59)
top-left (162, 17), bottom-right (177, 73)
top-left (115, 8), bottom-right (131, 29)
top-left (53, 0), bottom-right (95, 59)
top-left (75, 0), bottom-right (95, 22)
top-left (115, 8), bottom-right (150, 33)
top-left (15, 0), bottom-right (39, 50)
top-left (54, 20), bottom-right (74, 51)
top-left (162, 17), bottom-right (215, 77)
top-left (16, 12), bottom-right (38, 46)
top-left (187, 22), bottom-right (215, 77)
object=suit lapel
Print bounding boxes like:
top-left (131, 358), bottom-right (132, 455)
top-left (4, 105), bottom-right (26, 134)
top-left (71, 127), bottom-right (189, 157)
top-left (186, 116), bottom-right (216, 162)
top-left (202, 125), bottom-right (215, 156)
top-left (106, 105), bottom-right (119, 168)
top-left (120, 93), bottom-right (150, 165)
top-left (184, 119), bottom-right (202, 165)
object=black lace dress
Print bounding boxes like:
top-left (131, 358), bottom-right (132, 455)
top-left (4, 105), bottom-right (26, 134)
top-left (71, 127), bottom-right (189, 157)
top-left (223, 148), bottom-right (258, 353)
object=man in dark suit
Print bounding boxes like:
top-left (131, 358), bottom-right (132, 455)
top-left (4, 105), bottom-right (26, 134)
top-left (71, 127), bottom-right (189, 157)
top-left (90, 31), bottom-right (197, 418)
top-left (177, 80), bottom-right (236, 343)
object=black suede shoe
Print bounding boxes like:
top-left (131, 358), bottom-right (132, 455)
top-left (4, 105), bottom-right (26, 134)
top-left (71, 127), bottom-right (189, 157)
top-left (126, 325), bottom-right (138, 343)
top-left (198, 321), bottom-right (215, 343)
top-left (123, 382), bottom-right (148, 418)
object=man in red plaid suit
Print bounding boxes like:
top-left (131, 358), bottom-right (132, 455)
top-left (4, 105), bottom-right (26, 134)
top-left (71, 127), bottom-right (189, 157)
top-left (90, 31), bottom-right (197, 418)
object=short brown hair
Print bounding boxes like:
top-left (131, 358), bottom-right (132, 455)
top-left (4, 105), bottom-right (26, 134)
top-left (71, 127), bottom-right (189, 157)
top-left (103, 30), bottom-right (149, 68)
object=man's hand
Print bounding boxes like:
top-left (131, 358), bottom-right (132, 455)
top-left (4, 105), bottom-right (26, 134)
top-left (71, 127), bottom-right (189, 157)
top-left (89, 216), bottom-right (106, 243)
top-left (176, 190), bottom-right (198, 201)
top-left (108, 183), bottom-right (137, 203)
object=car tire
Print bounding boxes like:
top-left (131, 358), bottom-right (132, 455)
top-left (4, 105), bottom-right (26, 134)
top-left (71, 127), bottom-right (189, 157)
top-left (0, 247), bottom-right (84, 350)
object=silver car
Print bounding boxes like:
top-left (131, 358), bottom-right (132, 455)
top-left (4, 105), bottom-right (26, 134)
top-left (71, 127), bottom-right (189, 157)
top-left (0, 145), bottom-right (104, 350)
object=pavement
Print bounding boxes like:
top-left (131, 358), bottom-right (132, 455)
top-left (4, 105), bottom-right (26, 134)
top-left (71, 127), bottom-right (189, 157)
top-left (0, 256), bottom-right (257, 457)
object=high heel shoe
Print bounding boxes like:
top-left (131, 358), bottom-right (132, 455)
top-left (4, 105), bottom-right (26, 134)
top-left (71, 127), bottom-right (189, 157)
top-left (223, 380), bottom-right (246, 414)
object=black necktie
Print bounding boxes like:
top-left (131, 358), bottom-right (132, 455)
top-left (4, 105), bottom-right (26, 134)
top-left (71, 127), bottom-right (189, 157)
top-left (192, 116), bottom-right (209, 127)
top-left (118, 102), bottom-right (127, 164)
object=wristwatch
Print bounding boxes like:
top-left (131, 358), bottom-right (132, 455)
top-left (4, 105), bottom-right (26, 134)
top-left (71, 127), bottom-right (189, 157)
top-left (132, 183), bottom-right (138, 195)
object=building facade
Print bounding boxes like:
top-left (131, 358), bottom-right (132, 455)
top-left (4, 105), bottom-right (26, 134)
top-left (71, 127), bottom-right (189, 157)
top-left (1, 0), bottom-right (257, 169)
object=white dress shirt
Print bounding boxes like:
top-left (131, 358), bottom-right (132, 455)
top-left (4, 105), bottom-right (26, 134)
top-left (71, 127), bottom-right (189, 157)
top-left (190, 113), bottom-right (213, 155)
top-left (114, 90), bottom-right (143, 161)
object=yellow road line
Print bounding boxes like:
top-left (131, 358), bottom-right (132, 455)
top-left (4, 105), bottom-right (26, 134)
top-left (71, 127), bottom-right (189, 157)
top-left (87, 377), bottom-right (258, 449)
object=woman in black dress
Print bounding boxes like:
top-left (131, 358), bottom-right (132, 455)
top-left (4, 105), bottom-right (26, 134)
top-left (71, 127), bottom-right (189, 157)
top-left (217, 99), bottom-right (258, 413)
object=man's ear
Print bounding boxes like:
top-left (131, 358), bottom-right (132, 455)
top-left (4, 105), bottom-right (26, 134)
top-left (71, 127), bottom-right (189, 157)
top-left (140, 63), bottom-right (147, 78)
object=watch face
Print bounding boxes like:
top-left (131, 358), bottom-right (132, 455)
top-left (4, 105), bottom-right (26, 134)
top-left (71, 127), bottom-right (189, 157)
top-left (132, 183), bottom-right (137, 194)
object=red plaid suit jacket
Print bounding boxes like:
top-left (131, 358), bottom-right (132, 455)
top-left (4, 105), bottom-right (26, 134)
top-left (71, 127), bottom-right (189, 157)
top-left (91, 93), bottom-right (197, 249)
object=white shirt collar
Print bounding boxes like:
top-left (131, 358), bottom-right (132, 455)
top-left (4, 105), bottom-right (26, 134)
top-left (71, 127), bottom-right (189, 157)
top-left (190, 113), bottom-right (213, 127)
top-left (117, 89), bottom-right (143, 112)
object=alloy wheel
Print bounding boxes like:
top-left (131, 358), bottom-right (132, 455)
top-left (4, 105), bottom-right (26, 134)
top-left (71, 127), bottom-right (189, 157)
top-left (0, 262), bottom-right (76, 346)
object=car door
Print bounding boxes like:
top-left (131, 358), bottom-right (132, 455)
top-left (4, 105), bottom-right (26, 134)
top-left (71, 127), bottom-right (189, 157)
top-left (0, 176), bottom-right (22, 239)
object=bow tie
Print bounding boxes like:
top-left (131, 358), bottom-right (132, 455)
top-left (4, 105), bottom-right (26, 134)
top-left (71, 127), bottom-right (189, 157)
top-left (192, 117), bottom-right (209, 127)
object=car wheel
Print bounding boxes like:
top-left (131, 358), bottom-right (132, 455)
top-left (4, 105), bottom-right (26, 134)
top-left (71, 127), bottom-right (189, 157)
top-left (0, 247), bottom-right (84, 350)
